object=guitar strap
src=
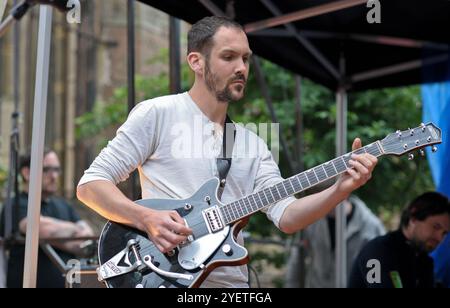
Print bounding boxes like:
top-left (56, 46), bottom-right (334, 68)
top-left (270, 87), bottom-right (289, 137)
top-left (216, 115), bottom-right (236, 200)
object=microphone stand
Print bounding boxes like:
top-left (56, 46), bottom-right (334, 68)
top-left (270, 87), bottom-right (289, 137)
top-left (2, 112), bottom-right (22, 248)
top-left (2, 0), bottom-right (23, 251)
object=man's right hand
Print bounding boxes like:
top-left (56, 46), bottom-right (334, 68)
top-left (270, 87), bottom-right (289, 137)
top-left (140, 209), bottom-right (193, 253)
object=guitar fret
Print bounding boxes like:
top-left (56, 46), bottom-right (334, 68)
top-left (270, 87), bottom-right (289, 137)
top-left (322, 164), bottom-right (329, 177)
top-left (269, 188), bottom-right (276, 203)
top-left (275, 182), bottom-right (288, 199)
top-left (263, 189), bottom-right (271, 204)
top-left (299, 172), bottom-right (311, 189)
top-left (237, 198), bottom-right (245, 217)
top-left (331, 161), bottom-right (339, 174)
top-left (282, 182), bottom-right (289, 196)
top-left (269, 186), bottom-right (281, 200)
top-left (288, 179), bottom-right (296, 194)
top-left (231, 203), bottom-right (238, 220)
top-left (251, 195), bottom-right (258, 211)
top-left (224, 206), bottom-right (231, 223)
top-left (312, 169), bottom-right (319, 182)
top-left (374, 142), bottom-right (382, 156)
top-left (295, 175), bottom-right (303, 190)
top-left (260, 191), bottom-right (268, 205)
top-left (341, 156), bottom-right (349, 169)
top-left (238, 200), bottom-right (244, 217)
top-left (274, 185), bottom-right (282, 200)
top-left (230, 203), bottom-right (237, 221)
top-left (256, 192), bottom-right (262, 205)
top-left (281, 182), bottom-right (289, 196)
top-left (334, 158), bottom-right (346, 172)
top-left (325, 162), bottom-right (337, 177)
top-left (244, 197), bottom-right (252, 214)
top-left (307, 170), bottom-right (318, 185)
top-left (315, 166), bottom-right (326, 182)
top-left (245, 196), bottom-right (252, 213)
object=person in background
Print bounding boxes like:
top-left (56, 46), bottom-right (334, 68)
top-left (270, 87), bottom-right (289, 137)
top-left (0, 149), bottom-right (94, 288)
top-left (348, 192), bottom-right (450, 288)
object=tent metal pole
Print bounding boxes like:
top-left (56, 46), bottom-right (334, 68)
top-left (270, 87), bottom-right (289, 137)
top-left (252, 56), bottom-right (296, 174)
top-left (169, 16), bottom-right (181, 93)
top-left (351, 54), bottom-right (449, 83)
top-left (335, 53), bottom-right (347, 289)
top-left (198, 0), bottom-right (226, 17)
top-left (260, 0), bottom-right (340, 81)
top-left (23, 4), bottom-right (53, 288)
top-left (245, 0), bottom-right (366, 34)
top-left (250, 29), bottom-right (449, 51)
top-left (127, 0), bottom-right (139, 200)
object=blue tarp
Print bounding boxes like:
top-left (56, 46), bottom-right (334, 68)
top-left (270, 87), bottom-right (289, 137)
top-left (421, 56), bottom-right (450, 198)
top-left (431, 233), bottom-right (450, 288)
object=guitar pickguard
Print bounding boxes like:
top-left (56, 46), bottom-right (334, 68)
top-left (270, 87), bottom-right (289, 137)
top-left (178, 226), bottom-right (230, 270)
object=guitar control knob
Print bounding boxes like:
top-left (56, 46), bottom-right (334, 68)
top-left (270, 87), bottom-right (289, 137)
top-left (408, 153), bottom-right (414, 161)
top-left (222, 244), bottom-right (233, 256)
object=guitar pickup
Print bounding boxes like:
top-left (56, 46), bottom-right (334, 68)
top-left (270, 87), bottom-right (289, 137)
top-left (202, 206), bottom-right (225, 233)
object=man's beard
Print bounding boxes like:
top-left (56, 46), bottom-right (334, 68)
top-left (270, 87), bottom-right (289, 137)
top-left (204, 60), bottom-right (246, 103)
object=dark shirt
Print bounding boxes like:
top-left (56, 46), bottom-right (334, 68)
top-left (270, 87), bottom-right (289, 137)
top-left (327, 204), bottom-right (355, 252)
top-left (348, 229), bottom-right (434, 288)
top-left (0, 192), bottom-right (81, 288)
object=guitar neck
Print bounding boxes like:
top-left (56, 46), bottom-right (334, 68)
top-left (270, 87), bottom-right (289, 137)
top-left (219, 141), bottom-right (384, 225)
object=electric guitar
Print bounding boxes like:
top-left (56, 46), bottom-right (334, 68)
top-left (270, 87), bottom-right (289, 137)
top-left (96, 123), bottom-right (441, 288)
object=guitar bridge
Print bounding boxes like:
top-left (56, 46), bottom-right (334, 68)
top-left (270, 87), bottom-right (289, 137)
top-left (202, 206), bottom-right (225, 233)
top-left (97, 239), bottom-right (145, 282)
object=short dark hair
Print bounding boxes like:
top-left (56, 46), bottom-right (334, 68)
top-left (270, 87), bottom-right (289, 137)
top-left (400, 192), bottom-right (450, 228)
top-left (19, 148), bottom-right (54, 170)
top-left (187, 16), bottom-right (243, 57)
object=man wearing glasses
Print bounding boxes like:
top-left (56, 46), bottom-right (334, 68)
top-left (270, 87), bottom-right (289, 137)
top-left (0, 149), bottom-right (93, 288)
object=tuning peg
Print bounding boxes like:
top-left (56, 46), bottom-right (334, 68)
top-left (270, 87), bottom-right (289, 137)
top-left (420, 123), bottom-right (426, 132)
top-left (432, 146), bottom-right (438, 153)
top-left (396, 130), bottom-right (402, 138)
top-left (410, 129), bottom-right (414, 136)
top-left (419, 149), bottom-right (425, 157)
top-left (408, 153), bottom-right (414, 160)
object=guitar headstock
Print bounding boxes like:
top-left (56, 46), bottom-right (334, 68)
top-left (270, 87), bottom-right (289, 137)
top-left (381, 123), bottom-right (442, 156)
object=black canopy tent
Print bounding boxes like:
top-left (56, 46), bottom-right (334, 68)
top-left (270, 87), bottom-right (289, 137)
top-left (17, 0), bottom-right (449, 287)
top-left (136, 0), bottom-right (450, 288)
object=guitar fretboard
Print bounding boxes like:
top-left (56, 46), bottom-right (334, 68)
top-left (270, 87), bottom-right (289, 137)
top-left (219, 141), bottom-right (383, 225)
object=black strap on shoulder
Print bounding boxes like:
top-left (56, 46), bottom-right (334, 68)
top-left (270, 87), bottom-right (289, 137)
top-left (216, 115), bottom-right (236, 199)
